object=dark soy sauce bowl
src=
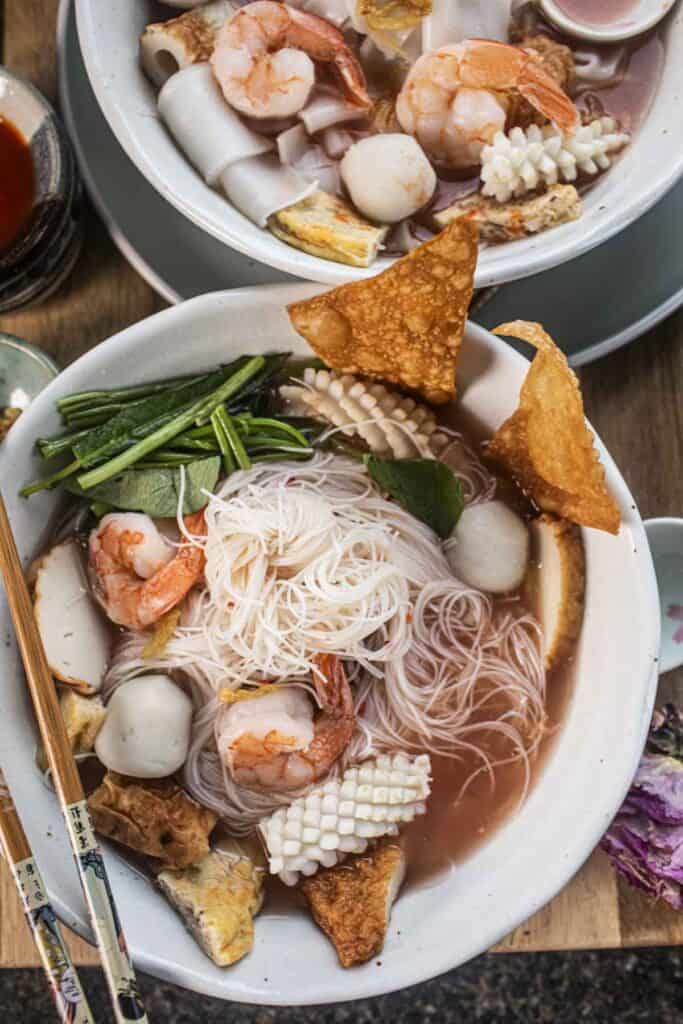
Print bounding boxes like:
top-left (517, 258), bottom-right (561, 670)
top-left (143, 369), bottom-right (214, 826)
top-left (0, 67), bottom-right (83, 312)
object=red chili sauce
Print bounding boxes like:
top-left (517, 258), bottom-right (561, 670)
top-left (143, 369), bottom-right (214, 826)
top-left (0, 117), bottom-right (35, 252)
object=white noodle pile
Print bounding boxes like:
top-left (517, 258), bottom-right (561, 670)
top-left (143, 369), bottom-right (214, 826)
top-left (105, 453), bottom-right (545, 830)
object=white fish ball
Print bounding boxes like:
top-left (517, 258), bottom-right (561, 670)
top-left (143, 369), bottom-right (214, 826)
top-left (445, 500), bottom-right (530, 594)
top-left (95, 675), bottom-right (193, 779)
top-left (340, 134), bottom-right (437, 223)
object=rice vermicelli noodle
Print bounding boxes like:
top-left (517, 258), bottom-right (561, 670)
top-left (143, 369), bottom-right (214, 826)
top-left (105, 453), bottom-right (545, 830)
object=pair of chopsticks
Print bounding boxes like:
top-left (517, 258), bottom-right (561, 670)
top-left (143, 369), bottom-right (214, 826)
top-left (0, 491), bottom-right (149, 1024)
top-left (0, 767), bottom-right (94, 1023)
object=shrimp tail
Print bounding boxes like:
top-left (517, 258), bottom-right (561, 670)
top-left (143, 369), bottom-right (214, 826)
top-left (460, 39), bottom-right (580, 134)
top-left (333, 54), bottom-right (372, 108)
top-left (288, 7), bottom-right (371, 107)
top-left (517, 59), bottom-right (580, 134)
top-left (312, 653), bottom-right (354, 720)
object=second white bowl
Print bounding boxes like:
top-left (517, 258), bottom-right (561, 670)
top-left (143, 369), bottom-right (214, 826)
top-left (75, 0), bottom-right (683, 288)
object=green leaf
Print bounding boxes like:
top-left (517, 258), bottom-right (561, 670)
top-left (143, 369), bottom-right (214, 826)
top-left (64, 457), bottom-right (220, 517)
top-left (364, 456), bottom-right (464, 539)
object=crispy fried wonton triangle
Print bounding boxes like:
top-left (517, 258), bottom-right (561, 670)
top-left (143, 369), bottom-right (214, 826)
top-left (489, 321), bottom-right (620, 534)
top-left (287, 218), bottom-right (478, 404)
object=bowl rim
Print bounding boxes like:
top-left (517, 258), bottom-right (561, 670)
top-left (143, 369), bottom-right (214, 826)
top-left (74, 0), bottom-right (683, 289)
top-left (0, 286), bottom-right (661, 1003)
top-left (0, 332), bottom-right (60, 402)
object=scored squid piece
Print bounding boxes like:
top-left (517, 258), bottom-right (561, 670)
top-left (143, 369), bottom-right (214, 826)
top-left (219, 153), bottom-right (318, 227)
top-left (422, 0), bottom-right (513, 51)
top-left (158, 63), bottom-right (273, 185)
top-left (140, 0), bottom-right (237, 89)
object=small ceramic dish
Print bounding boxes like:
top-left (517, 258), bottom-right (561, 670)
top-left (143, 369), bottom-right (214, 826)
top-left (0, 333), bottom-right (59, 416)
top-left (540, 0), bottom-right (678, 43)
top-left (75, 0), bottom-right (683, 288)
top-left (0, 68), bottom-right (83, 312)
top-left (0, 288), bottom-right (659, 1004)
top-left (644, 518), bottom-right (683, 674)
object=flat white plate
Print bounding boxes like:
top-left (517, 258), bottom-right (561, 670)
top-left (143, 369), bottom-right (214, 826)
top-left (59, 0), bottom-right (683, 367)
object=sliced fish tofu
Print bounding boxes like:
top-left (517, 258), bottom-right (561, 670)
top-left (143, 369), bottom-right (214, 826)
top-left (268, 191), bottom-right (388, 268)
top-left (433, 185), bottom-right (581, 243)
top-left (32, 539), bottom-right (111, 694)
top-left (525, 514), bottom-right (586, 671)
top-left (301, 841), bottom-right (406, 968)
top-left (158, 848), bottom-right (264, 967)
top-left (36, 689), bottom-right (106, 774)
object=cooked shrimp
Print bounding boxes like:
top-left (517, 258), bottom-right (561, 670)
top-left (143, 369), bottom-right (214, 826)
top-left (210, 1), bottom-right (370, 119)
top-left (396, 38), bottom-right (580, 168)
top-left (88, 511), bottom-right (206, 630)
top-left (220, 654), bottom-right (355, 791)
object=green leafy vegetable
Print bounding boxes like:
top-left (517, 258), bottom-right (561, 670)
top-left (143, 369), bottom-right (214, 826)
top-left (76, 357), bottom-right (264, 490)
top-left (23, 354), bottom-right (312, 500)
top-left (364, 456), bottom-right (464, 539)
top-left (72, 367), bottom-right (238, 469)
top-left (56, 373), bottom-right (204, 415)
top-left (64, 457), bottom-right (220, 517)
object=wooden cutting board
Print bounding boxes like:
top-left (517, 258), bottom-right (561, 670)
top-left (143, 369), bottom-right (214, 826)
top-left (1, 0), bottom-right (683, 969)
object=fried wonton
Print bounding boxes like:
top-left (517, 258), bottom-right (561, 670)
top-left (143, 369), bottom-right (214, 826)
top-left (301, 841), bottom-right (406, 968)
top-left (88, 773), bottom-right (217, 870)
top-left (488, 321), bottom-right (620, 534)
top-left (287, 217), bottom-right (479, 405)
top-left (37, 690), bottom-right (106, 774)
top-left (158, 845), bottom-right (265, 967)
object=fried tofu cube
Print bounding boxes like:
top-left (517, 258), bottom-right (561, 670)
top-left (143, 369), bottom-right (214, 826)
top-left (268, 191), bottom-right (388, 268)
top-left (301, 841), bottom-right (406, 967)
top-left (158, 847), bottom-right (265, 967)
top-left (434, 185), bottom-right (581, 242)
top-left (88, 772), bottom-right (217, 869)
top-left (37, 690), bottom-right (106, 773)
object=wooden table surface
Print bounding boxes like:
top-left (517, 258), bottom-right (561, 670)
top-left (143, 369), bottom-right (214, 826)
top-left (2, 0), bottom-right (683, 971)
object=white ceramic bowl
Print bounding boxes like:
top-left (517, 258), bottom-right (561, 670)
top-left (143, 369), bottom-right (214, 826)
top-left (74, 0), bottom-right (683, 288)
top-left (0, 287), bottom-right (660, 1004)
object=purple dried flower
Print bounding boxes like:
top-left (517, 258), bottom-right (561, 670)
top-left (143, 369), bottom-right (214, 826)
top-left (600, 705), bottom-right (683, 910)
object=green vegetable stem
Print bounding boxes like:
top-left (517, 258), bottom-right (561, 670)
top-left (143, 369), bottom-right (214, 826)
top-left (76, 357), bottom-right (264, 491)
top-left (211, 406), bottom-right (251, 473)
